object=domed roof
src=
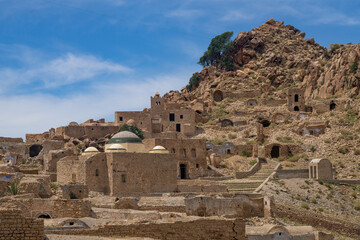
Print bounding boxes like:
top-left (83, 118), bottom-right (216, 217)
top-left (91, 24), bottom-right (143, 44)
top-left (108, 144), bottom-right (126, 150)
top-left (152, 145), bottom-right (166, 150)
top-left (84, 147), bottom-right (99, 153)
top-left (109, 131), bottom-right (142, 144)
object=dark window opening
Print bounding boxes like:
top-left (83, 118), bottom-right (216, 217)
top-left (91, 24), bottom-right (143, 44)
top-left (176, 124), bottom-right (181, 132)
top-left (196, 110), bottom-right (202, 114)
top-left (121, 174), bottom-right (126, 183)
top-left (69, 192), bottom-right (78, 199)
top-left (260, 119), bottom-right (271, 128)
top-left (69, 222), bottom-right (74, 226)
top-left (294, 94), bottom-right (299, 102)
top-left (119, 117), bottom-right (123, 121)
top-left (180, 164), bottom-right (187, 179)
top-left (29, 144), bottom-right (43, 157)
top-left (294, 106), bottom-right (300, 111)
top-left (227, 149), bottom-right (231, 154)
top-left (180, 115), bottom-right (183, 119)
top-left (196, 164), bottom-right (199, 168)
top-left (270, 146), bottom-right (280, 158)
top-left (171, 148), bottom-right (176, 154)
top-left (330, 102), bottom-right (336, 111)
top-left (95, 169), bottom-right (99, 176)
top-left (38, 214), bottom-right (51, 219)
top-left (169, 113), bottom-right (175, 122)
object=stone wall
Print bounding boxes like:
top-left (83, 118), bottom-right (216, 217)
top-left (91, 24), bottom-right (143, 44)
top-left (274, 169), bottom-right (309, 179)
top-left (185, 195), bottom-right (264, 218)
top-left (273, 203), bottom-right (360, 238)
top-left (107, 152), bottom-right (177, 195)
top-left (46, 217), bottom-right (247, 240)
top-left (55, 125), bottom-right (120, 140)
top-left (0, 208), bottom-right (44, 240)
top-left (0, 198), bottom-right (92, 218)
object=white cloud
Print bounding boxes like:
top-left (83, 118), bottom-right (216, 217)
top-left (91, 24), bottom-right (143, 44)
top-left (166, 9), bottom-right (203, 19)
top-left (0, 73), bottom-right (187, 138)
top-left (0, 53), bottom-right (132, 92)
top-left (221, 10), bottom-right (253, 22)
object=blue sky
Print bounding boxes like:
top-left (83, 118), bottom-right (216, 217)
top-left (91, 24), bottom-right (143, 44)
top-left (0, 0), bottom-right (360, 138)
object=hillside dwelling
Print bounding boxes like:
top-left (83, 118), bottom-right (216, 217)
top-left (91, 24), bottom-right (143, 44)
top-left (287, 88), bottom-right (305, 112)
top-left (57, 131), bottom-right (177, 195)
top-left (297, 121), bottom-right (328, 136)
top-left (115, 92), bottom-right (196, 139)
top-left (310, 99), bottom-right (346, 114)
top-left (309, 158), bottom-right (333, 180)
top-left (221, 119), bottom-right (233, 127)
top-left (272, 113), bottom-right (287, 124)
top-left (264, 143), bottom-right (303, 159)
top-left (247, 99), bottom-right (258, 107)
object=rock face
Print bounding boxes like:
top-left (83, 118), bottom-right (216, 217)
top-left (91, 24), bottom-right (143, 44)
top-left (164, 18), bottom-right (360, 107)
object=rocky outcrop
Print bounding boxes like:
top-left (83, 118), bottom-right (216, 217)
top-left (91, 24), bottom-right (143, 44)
top-left (164, 18), bottom-right (360, 108)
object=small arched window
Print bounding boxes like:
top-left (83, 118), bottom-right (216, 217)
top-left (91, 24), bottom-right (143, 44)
top-left (95, 169), bottom-right (99, 177)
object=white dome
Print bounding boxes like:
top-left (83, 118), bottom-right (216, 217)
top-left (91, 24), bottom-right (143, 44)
top-left (108, 144), bottom-right (126, 150)
top-left (152, 145), bottom-right (166, 150)
top-left (84, 147), bottom-right (99, 153)
top-left (112, 131), bottom-right (139, 139)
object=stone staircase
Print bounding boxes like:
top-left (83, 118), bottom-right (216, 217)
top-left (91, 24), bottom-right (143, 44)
top-left (223, 161), bottom-right (277, 193)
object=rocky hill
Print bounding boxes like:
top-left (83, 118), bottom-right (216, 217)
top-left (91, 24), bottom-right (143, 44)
top-left (164, 18), bottom-right (360, 106)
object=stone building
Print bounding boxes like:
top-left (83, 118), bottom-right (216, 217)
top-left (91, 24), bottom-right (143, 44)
top-left (143, 138), bottom-right (207, 179)
top-left (287, 88), bottom-right (305, 112)
top-left (114, 92), bottom-right (196, 138)
top-left (57, 131), bottom-right (177, 195)
top-left (309, 158), bottom-right (333, 180)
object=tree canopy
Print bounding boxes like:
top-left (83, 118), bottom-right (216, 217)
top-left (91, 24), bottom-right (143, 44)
top-left (120, 124), bottom-right (144, 140)
top-left (198, 31), bottom-right (234, 67)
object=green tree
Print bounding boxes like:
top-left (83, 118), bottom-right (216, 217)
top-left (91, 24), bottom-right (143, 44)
top-left (186, 73), bottom-right (200, 91)
top-left (198, 31), bottom-right (234, 67)
top-left (120, 124), bottom-right (144, 140)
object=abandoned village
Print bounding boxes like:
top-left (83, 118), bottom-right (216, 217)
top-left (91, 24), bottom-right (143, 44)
top-left (0, 19), bottom-right (360, 240)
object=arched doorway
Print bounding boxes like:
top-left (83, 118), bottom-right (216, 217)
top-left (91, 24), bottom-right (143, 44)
top-left (260, 119), bottom-right (271, 127)
top-left (270, 146), bottom-right (280, 158)
top-left (180, 164), bottom-right (187, 179)
top-left (213, 90), bottom-right (224, 102)
top-left (221, 119), bottom-right (233, 127)
top-left (29, 144), bottom-right (43, 157)
top-left (330, 101), bottom-right (336, 111)
top-left (294, 106), bottom-right (300, 111)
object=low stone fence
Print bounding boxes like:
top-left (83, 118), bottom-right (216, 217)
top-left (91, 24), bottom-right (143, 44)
top-left (323, 179), bottom-right (360, 185)
top-left (273, 203), bottom-right (360, 238)
top-left (274, 169), bottom-right (309, 179)
top-left (185, 195), bottom-right (264, 218)
top-left (46, 217), bottom-right (247, 240)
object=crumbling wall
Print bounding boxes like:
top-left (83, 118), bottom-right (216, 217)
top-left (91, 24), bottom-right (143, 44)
top-left (0, 198), bottom-right (92, 218)
top-left (0, 208), bottom-right (44, 240)
top-left (185, 195), bottom-right (264, 218)
top-left (46, 217), bottom-right (247, 240)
